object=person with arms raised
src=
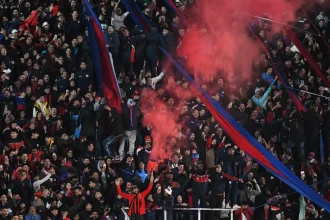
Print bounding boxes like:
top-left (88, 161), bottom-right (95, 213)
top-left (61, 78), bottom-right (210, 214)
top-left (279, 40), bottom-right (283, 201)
top-left (115, 173), bottom-right (154, 220)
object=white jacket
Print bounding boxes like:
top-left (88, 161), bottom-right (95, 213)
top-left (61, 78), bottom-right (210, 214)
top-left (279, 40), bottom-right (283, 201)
top-left (139, 72), bottom-right (164, 90)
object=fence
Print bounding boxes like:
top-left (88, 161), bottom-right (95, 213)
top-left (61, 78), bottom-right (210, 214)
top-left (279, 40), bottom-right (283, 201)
top-left (125, 207), bottom-right (239, 220)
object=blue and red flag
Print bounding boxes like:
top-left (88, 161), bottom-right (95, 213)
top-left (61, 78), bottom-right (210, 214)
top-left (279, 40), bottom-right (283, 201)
top-left (247, 25), bottom-right (307, 112)
top-left (121, 0), bottom-right (151, 32)
top-left (320, 132), bottom-right (328, 181)
top-left (285, 27), bottom-right (330, 89)
top-left (160, 47), bottom-right (330, 212)
top-left (82, 0), bottom-right (122, 113)
top-left (321, 132), bottom-right (325, 165)
top-left (163, 0), bottom-right (187, 24)
top-left (122, 1), bottom-right (329, 210)
top-left (299, 6), bottom-right (330, 50)
top-left (273, 66), bottom-right (307, 112)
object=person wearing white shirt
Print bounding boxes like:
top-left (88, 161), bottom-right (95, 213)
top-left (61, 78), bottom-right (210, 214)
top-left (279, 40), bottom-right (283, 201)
top-left (139, 70), bottom-right (165, 90)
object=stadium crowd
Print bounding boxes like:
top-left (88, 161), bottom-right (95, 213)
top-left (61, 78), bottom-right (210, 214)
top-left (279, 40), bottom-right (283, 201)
top-left (0, 0), bottom-right (330, 219)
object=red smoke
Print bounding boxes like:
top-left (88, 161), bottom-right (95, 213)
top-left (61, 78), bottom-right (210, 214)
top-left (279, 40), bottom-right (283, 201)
top-left (140, 0), bottom-right (318, 164)
top-left (140, 89), bottom-right (181, 162)
top-left (178, 0), bottom-right (302, 80)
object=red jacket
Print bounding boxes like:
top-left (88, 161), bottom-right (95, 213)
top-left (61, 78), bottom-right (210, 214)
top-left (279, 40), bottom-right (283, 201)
top-left (235, 207), bottom-right (254, 220)
top-left (117, 182), bottom-right (153, 216)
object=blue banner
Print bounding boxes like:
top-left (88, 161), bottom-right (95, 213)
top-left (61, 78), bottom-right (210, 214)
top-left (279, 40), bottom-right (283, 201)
top-left (160, 47), bottom-right (330, 212)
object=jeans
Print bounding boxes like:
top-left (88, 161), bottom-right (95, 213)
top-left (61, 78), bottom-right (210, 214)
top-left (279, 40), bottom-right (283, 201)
top-left (287, 140), bottom-right (305, 161)
top-left (225, 181), bottom-right (237, 205)
top-left (192, 193), bottom-right (206, 220)
top-left (103, 135), bottom-right (120, 157)
top-left (94, 128), bottom-right (104, 157)
top-left (209, 193), bottom-right (224, 220)
top-left (146, 58), bottom-right (158, 77)
top-left (119, 130), bottom-right (137, 156)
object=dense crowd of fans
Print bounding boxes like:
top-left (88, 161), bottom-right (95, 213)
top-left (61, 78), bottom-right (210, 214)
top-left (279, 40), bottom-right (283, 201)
top-left (0, 0), bottom-right (330, 219)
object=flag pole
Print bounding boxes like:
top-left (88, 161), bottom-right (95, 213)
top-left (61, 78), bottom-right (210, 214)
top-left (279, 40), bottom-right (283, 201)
top-left (287, 87), bottom-right (330, 99)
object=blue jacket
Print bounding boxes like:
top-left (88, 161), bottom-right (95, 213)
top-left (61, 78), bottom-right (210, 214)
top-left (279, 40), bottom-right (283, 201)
top-left (252, 80), bottom-right (275, 107)
top-left (121, 104), bottom-right (138, 131)
top-left (145, 29), bottom-right (166, 59)
top-left (105, 32), bottom-right (120, 56)
top-left (25, 213), bottom-right (42, 220)
top-left (135, 169), bottom-right (148, 183)
top-left (261, 72), bottom-right (274, 85)
top-left (120, 164), bottom-right (134, 182)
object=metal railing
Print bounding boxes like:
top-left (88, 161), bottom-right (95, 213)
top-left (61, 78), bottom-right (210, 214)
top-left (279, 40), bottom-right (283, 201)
top-left (164, 208), bottom-right (238, 220)
top-left (125, 207), bottom-right (239, 220)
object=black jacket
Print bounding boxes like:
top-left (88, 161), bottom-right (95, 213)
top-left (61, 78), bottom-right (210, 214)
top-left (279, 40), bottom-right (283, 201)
top-left (164, 31), bottom-right (176, 55)
top-left (75, 68), bottom-right (93, 93)
top-left (96, 103), bottom-right (108, 130)
top-left (288, 118), bottom-right (305, 143)
top-left (104, 108), bottom-right (124, 136)
top-left (304, 110), bottom-right (323, 139)
top-left (106, 32), bottom-right (120, 56)
top-left (145, 29), bottom-right (166, 60)
top-left (77, 103), bottom-right (96, 137)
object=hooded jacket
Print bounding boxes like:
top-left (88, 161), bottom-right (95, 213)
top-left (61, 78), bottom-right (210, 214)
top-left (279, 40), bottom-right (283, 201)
top-left (77, 102), bottom-right (96, 137)
top-left (121, 103), bottom-right (138, 131)
top-left (116, 181), bottom-right (153, 216)
top-left (192, 169), bottom-right (208, 195)
top-left (238, 182), bottom-right (261, 205)
top-left (251, 80), bottom-right (275, 107)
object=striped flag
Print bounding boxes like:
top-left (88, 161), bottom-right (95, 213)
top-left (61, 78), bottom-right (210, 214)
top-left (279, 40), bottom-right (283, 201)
top-left (82, 0), bottom-right (122, 113)
top-left (121, 0), bottom-right (152, 32)
top-left (247, 24), bottom-right (307, 112)
top-left (160, 46), bottom-right (330, 213)
top-left (286, 27), bottom-right (330, 89)
top-left (163, 0), bottom-right (187, 24)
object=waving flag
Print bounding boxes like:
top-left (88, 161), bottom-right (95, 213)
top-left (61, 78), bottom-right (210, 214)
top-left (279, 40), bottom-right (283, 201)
top-left (285, 27), bottom-right (330, 89)
top-left (121, 0), bottom-right (151, 32)
top-left (82, 0), bottom-right (122, 113)
top-left (247, 25), bottom-right (307, 112)
top-left (121, 2), bottom-right (329, 210)
top-left (160, 47), bottom-right (330, 212)
top-left (299, 6), bottom-right (330, 50)
top-left (163, 0), bottom-right (187, 24)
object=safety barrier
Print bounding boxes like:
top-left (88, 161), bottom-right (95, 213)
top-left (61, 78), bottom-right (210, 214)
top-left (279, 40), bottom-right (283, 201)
top-left (164, 208), bottom-right (238, 220)
top-left (124, 207), bottom-right (239, 220)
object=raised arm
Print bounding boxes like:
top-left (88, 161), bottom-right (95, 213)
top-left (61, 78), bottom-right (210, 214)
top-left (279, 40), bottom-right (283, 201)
top-left (260, 78), bottom-right (277, 104)
top-left (114, 0), bottom-right (121, 11)
top-left (115, 179), bottom-right (130, 200)
top-left (153, 72), bottom-right (164, 84)
top-left (141, 173), bottom-right (154, 197)
top-left (223, 172), bottom-right (239, 181)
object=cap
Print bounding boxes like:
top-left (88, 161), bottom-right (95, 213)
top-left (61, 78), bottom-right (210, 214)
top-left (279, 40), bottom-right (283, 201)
top-left (309, 152), bottom-right (315, 157)
top-left (255, 88), bottom-right (261, 94)
top-left (42, 22), bottom-right (49, 28)
top-left (127, 99), bottom-right (135, 107)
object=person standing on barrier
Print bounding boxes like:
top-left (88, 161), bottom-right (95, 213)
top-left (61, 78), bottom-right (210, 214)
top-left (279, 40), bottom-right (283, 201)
top-left (119, 99), bottom-right (139, 160)
top-left (209, 164), bottom-right (243, 220)
top-left (115, 173), bottom-right (154, 220)
top-left (191, 161), bottom-right (208, 220)
top-left (221, 145), bottom-right (243, 208)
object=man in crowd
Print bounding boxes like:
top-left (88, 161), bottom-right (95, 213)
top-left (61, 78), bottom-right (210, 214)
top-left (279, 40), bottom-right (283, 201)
top-left (0, 0), bottom-right (329, 219)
